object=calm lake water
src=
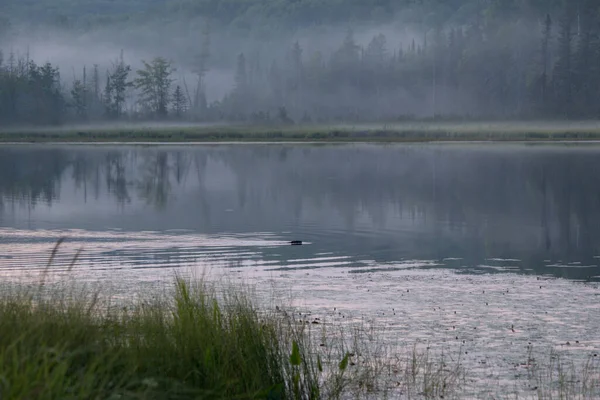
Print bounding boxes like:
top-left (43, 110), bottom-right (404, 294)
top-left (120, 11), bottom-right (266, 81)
top-left (1, 143), bottom-right (600, 397)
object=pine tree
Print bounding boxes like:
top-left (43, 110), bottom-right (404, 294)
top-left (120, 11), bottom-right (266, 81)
top-left (231, 53), bottom-right (249, 118)
top-left (71, 79), bottom-right (87, 120)
top-left (193, 19), bottom-right (211, 113)
top-left (306, 50), bottom-right (324, 90)
top-left (109, 53), bottom-right (132, 118)
top-left (31, 62), bottom-right (65, 125)
top-left (332, 29), bottom-right (361, 89)
top-left (541, 14), bottom-right (552, 110)
top-left (86, 64), bottom-right (102, 120)
top-left (92, 64), bottom-right (100, 101)
top-left (365, 33), bottom-right (388, 67)
top-left (268, 60), bottom-right (283, 103)
top-left (364, 33), bottom-right (388, 98)
top-left (335, 29), bottom-right (360, 67)
top-left (431, 27), bottom-right (445, 116)
top-left (134, 57), bottom-right (175, 117)
top-left (234, 53), bottom-right (247, 94)
top-left (103, 73), bottom-right (113, 117)
top-left (290, 41), bottom-right (304, 86)
top-left (172, 85), bottom-right (187, 117)
top-left (554, 1), bottom-right (575, 117)
top-left (573, 0), bottom-right (599, 116)
top-left (288, 41), bottom-right (304, 113)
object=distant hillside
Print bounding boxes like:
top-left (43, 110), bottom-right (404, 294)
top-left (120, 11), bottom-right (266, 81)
top-left (3, 0), bottom-right (565, 31)
top-left (4, 0), bottom-right (166, 26)
top-left (2, 0), bottom-right (596, 126)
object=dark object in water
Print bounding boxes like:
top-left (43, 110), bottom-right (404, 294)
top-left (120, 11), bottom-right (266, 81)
top-left (290, 240), bottom-right (303, 246)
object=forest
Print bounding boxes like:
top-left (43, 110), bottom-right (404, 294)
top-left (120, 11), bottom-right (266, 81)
top-left (0, 0), bottom-right (599, 126)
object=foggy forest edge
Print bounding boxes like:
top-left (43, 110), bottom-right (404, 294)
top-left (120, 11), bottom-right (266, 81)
top-left (1, 0), bottom-right (599, 127)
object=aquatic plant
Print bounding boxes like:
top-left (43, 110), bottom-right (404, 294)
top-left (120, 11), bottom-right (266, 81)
top-left (0, 239), bottom-right (597, 399)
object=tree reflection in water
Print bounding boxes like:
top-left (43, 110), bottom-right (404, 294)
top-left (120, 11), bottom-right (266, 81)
top-left (2, 144), bottom-right (600, 280)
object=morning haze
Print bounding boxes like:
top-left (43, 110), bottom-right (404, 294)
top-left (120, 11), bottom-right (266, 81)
top-left (1, 1), bottom-right (600, 399)
top-left (1, 0), bottom-right (599, 127)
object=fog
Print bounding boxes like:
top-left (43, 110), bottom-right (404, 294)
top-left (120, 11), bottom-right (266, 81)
top-left (0, 0), bottom-right (599, 126)
top-left (2, 19), bottom-right (424, 100)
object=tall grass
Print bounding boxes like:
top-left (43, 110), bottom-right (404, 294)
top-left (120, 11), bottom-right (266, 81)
top-left (5, 120), bottom-right (600, 142)
top-left (0, 236), bottom-right (466, 399)
top-left (3, 239), bottom-right (597, 398)
top-left (0, 269), bottom-right (471, 399)
top-left (525, 347), bottom-right (600, 400)
top-left (0, 275), bottom-right (323, 399)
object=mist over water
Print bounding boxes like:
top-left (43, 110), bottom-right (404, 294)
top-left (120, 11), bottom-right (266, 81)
top-left (3, 0), bottom-right (598, 125)
top-left (1, 143), bottom-right (600, 281)
top-left (2, 1), bottom-right (600, 396)
top-left (2, 143), bottom-right (600, 397)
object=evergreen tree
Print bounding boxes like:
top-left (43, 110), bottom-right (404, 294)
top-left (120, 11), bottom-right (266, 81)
top-left (109, 53), bottom-right (132, 118)
top-left (364, 33), bottom-right (388, 94)
top-left (289, 41), bottom-right (304, 88)
top-left (172, 85), bottom-right (187, 117)
top-left (134, 57), bottom-right (175, 117)
top-left (366, 33), bottom-right (388, 66)
top-left (541, 14), bottom-right (552, 111)
top-left (26, 61), bottom-right (65, 125)
top-left (268, 60), bottom-right (283, 103)
top-left (573, 0), bottom-right (599, 116)
top-left (234, 53), bottom-right (247, 94)
top-left (2, 1), bottom-right (600, 125)
top-left (103, 73), bottom-right (113, 117)
top-left (85, 64), bottom-right (103, 120)
top-left (193, 19), bottom-right (211, 114)
top-left (92, 64), bottom-right (100, 100)
top-left (553, 1), bottom-right (575, 117)
top-left (305, 50), bottom-right (325, 94)
top-left (288, 41), bottom-right (304, 113)
top-left (71, 79), bottom-right (87, 120)
top-left (333, 29), bottom-right (360, 71)
top-left (231, 53), bottom-right (249, 118)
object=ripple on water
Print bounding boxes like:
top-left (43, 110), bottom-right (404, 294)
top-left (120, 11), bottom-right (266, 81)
top-left (1, 228), bottom-right (599, 397)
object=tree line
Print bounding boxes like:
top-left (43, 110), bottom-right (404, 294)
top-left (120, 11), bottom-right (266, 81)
top-left (0, 51), bottom-right (181, 125)
top-left (0, 0), bottom-right (599, 126)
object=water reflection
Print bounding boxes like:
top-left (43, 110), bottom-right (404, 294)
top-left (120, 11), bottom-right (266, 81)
top-left (1, 143), bottom-right (600, 280)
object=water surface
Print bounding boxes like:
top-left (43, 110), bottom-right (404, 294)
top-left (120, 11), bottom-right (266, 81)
top-left (1, 143), bottom-right (599, 397)
top-left (2, 143), bottom-right (600, 279)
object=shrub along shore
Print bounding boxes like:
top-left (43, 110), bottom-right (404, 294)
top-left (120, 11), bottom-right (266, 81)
top-left (3, 121), bottom-right (600, 143)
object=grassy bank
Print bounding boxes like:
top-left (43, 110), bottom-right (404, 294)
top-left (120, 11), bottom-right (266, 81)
top-left (0, 275), bottom-right (466, 400)
top-left (1, 278), bottom-right (317, 399)
top-left (2, 277), bottom-right (600, 399)
top-left (0, 238), bottom-right (598, 399)
top-left (3, 121), bottom-right (600, 143)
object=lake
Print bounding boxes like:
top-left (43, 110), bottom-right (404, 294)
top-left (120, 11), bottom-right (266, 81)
top-left (1, 143), bottom-right (599, 397)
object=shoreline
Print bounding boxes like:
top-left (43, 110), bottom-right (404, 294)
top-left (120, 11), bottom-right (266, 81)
top-left (5, 140), bottom-right (600, 147)
top-left (3, 122), bottom-right (600, 143)
top-left (1, 267), bottom-right (599, 399)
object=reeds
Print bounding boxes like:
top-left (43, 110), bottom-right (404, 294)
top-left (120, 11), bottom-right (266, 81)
top-left (1, 239), bottom-right (596, 398)
top-left (0, 275), bottom-right (319, 399)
